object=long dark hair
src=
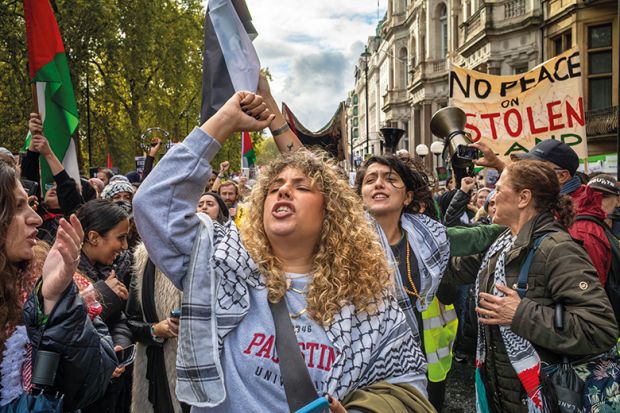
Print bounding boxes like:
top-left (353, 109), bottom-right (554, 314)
top-left (203, 192), bottom-right (230, 225)
top-left (355, 155), bottom-right (438, 220)
top-left (0, 155), bottom-right (22, 352)
top-left (77, 199), bottom-right (129, 240)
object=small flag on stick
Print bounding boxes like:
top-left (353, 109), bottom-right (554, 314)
top-left (241, 131), bottom-right (255, 167)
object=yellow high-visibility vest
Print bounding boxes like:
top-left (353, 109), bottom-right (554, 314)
top-left (422, 297), bottom-right (458, 382)
top-left (234, 205), bottom-right (246, 228)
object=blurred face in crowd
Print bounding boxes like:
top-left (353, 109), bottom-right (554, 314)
top-left (547, 162), bottom-right (571, 186)
top-left (89, 178), bottom-right (103, 198)
top-left (208, 173), bottom-right (217, 190)
top-left (43, 183), bottom-right (59, 210)
top-left (85, 219), bottom-right (130, 266)
top-left (97, 171), bottom-right (110, 186)
top-left (219, 183), bottom-right (238, 207)
top-left (446, 177), bottom-right (456, 191)
top-left (601, 194), bottom-right (620, 215)
top-left (476, 189), bottom-right (491, 209)
top-left (487, 198), bottom-right (497, 219)
top-left (197, 194), bottom-right (221, 221)
top-left (6, 181), bottom-right (43, 263)
top-left (361, 163), bottom-right (413, 220)
top-left (112, 191), bottom-right (132, 203)
top-left (263, 167), bottom-right (324, 246)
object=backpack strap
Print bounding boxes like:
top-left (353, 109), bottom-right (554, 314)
top-left (268, 298), bottom-right (320, 412)
top-left (516, 233), bottom-right (553, 299)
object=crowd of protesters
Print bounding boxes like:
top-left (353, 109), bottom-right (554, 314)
top-left (1, 83), bottom-right (620, 413)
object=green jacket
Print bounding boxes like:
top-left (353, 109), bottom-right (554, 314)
top-left (447, 212), bottom-right (618, 412)
top-left (343, 381), bottom-right (436, 413)
top-left (447, 225), bottom-right (505, 257)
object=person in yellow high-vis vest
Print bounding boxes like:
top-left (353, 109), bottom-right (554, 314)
top-left (357, 155), bottom-right (503, 411)
top-left (422, 298), bottom-right (458, 383)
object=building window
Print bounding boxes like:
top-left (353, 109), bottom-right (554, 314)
top-left (513, 64), bottom-right (528, 74)
top-left (399, 47), bottom-right (408, 89)
top-left (402, 121), bottom-right (409, 150)
top-left (439, 5), bottom-right (448, 57)
top-left (587, 24), bottom-right (612, 110)
top-left (552, 30), bottom-right (572, 56)
top-left (504, 0), bottom-right (525, 19)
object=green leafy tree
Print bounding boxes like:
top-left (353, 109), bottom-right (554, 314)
top-left (256, 138), bottom-right (279, 166)
top-left (0, 0), bottom-right (204, 173)
top-left (212, 131), bottom-right (266, 174)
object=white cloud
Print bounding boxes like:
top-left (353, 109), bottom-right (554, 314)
top-left (249, 0), bottom-right (387, 130)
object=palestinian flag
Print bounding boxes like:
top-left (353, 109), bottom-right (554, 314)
top-left (241, 131), bottom-right (255, 167)
top-left (24, 0), bottom-right (80, 190)
top-left (200, 0), bottom-right (259, 123)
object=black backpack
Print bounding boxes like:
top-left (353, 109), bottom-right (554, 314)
top-left (575, 215), bottom-right (620, 329)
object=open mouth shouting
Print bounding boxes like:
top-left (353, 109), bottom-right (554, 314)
top-left (272, 201), bottom-right (295, 218)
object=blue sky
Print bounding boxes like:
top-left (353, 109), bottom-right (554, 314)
top-left (249, 1), bottom-right (387, 130)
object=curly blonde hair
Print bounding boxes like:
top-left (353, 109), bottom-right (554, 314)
top-left (241, 149), bottom-right (390, 326)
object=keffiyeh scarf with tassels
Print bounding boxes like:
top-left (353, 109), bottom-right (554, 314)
top-left (475, 231), bottom-right (545, 413)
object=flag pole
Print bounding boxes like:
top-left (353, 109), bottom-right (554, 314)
top-left (30, 83), bottom-right (39, 114)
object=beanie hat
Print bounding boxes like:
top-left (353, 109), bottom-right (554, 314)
top-left (125, 171), bottom-right (141, 184)
top-left (109, 174), bottom-right (130, 184)
top-left (101, 180), bottom-right (134, 200)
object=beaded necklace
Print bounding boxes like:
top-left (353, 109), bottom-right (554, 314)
top-left (402, 234), bottom-right (422, 302)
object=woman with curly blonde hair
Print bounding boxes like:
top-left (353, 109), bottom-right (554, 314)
top-left (134, 92), bottom-right (430, 413)
top-left (241, 150), bottom-right (389, 326)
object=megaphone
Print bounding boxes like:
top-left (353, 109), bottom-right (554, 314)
top-left (430, 107), bottom-right (478, 169)
top-left (379, 127), bottom-right (406, 155)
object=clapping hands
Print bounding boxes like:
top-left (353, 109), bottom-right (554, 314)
top-left (41, 215), bottom-right (84, 314)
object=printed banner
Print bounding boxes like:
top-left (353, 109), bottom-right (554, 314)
top-left (449, 48), bottom-right (587, 161)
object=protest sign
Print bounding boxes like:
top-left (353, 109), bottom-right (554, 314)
top-left (449, 48), bottom-right (587, 161)
top-left (135, 156), bottom-right (146, 174)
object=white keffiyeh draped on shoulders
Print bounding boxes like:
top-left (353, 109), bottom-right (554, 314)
top-left (175, 214), bottom-right (428, 408)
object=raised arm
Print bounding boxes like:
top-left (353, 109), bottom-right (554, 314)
top-left (447, 224), bottom-right (505, 256)
top-left (141, 138), bottom-right (161, 181)
top-left (133, 92), bottom-right (274, 289)
top-left (257, 73), bottom-right (303, 153)
top-left (443, 185), bottom-right (473, 227)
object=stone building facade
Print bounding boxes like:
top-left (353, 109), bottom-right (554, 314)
top-left (347, 0), bottom-right (618, 172)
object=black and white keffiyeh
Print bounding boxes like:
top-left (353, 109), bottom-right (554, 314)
top-left (375, 213), bottom-right (450, 341)
top-left (474, 230), bottom-right (544, 412)
top-left (176, 214), bottom-right (427, 408)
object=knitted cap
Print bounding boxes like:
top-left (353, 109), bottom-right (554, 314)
top-left (101, 180), bottom-right (134, 200)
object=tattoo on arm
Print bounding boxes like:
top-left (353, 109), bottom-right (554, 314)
top-left (287, 143), bottom-right (294, 152)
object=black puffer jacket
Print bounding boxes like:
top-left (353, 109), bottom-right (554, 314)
top-left (447, 213), bottom-right (618, 412)
top-left (23, 281), bottom-right (117, 411)
top-left (78, 251), bottom-right (133, 348)
top-left (440, 189), bottom-right (476, 227)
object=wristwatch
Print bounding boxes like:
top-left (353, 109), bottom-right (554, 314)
top-left (150, 323), bottom-right (165, 344)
